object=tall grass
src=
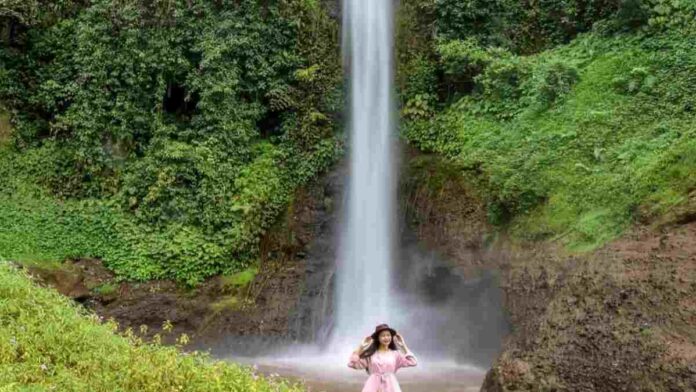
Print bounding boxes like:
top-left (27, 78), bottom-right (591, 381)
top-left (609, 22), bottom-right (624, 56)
top-left (0, 261), bottom-right (304, 392)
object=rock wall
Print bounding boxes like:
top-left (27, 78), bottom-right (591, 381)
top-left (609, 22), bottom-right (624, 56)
top-left (399, 149), bottom-right (696, 390)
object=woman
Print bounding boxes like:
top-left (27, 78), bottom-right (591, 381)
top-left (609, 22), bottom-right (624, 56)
top-left (347, 323), bottom-right (417, 392)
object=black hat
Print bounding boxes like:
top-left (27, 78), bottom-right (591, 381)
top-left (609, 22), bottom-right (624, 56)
top-left (371, 323), bottom-right (397, 340)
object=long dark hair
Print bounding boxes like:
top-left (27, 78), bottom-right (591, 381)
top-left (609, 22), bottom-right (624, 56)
top-left (359, 330), bottom-right (398, 373)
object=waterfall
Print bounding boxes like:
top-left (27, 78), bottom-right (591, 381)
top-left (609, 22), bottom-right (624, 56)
top-left (333, 0), bottom-right (396, 344)
top-left (213, 5), bottom-right (503, 383)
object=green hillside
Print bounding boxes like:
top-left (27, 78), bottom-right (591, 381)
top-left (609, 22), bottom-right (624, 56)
top-left (397, 0), bottom-right (696, 250)
top-left (0, 261), bottom-right (303, 391)
top-left (0, 0), bottom-right (342, 284)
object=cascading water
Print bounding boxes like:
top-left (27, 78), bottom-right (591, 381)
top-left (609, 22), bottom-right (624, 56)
top-left (332, 0), bottom-right (396, 344)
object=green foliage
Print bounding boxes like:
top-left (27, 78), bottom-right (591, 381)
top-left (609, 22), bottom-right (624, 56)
top-left (121, 136), bottom-right (242, 228)
top-left (0, 109), bottom-right (10, 146)
top-left (643, 0), bottom-right (696, 30)
top-left (611, 66), bottom-right (657, 94)
top-left (614, 0), bottom-right (652, 30)
top-left (0, 0), bottom-right (343, 284)
top-left (399, 0), bottom-right (623, 103)
top-left (474, 55), bottom-right (529, 115)
top-left (402, 94), bottom-right (435, 120)
top-left (434, 0), bottom-right (512, 45)
top-left (0, 136), bottom-right (341, 285)
top-left (434, 0), bottom-right (621, 53)
top-left (399, 55), bottom-right (438, 102)
top-left (399, 0), bottom-right (696, 250)
top-left (406, 0), bottom-right (693, 57)
top-left (403, 29), bottom-right (696, 250)
top-left (434, 38), bottom-right (497, 100)
top-left (609, 0), bottom-right (695, 33)
top-left (527, 60), bottom-right (580, 108)
top-left (221, 267), bottom-right (258, 288)
top-left (0, 261), bottom-right (304, 391)
top-left (0, 0), bottom-right (83, 27)
top-left (395, 0), bottom-right (437, 103)
top-left (437, 38), bottom-right (494, 76)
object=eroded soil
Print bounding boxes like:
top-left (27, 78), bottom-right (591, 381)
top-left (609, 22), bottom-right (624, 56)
top-left (483, 222), bottom-right (696, 391)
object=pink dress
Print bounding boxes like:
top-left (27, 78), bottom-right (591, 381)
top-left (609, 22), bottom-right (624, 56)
top-left (348, 349), bottom-right (417, 392)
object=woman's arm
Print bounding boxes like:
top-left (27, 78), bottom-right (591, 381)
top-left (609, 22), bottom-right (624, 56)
top-left (347, 337), bottom-right (371, 370)
top-left (394, 334), bottom-right (417, 368)
top-left (394, 333), bottom-right (409, 353)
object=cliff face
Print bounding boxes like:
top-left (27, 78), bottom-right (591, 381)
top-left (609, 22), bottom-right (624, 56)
top-left (400, 151), bottom-right (696, 390)
top-left (483, 221), bottom-right (696, 391)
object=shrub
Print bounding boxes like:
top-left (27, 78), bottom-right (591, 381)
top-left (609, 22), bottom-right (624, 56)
top-left (476, 56), bottom-right (528, 100)
top-left (611, 66), bottom-right (657, 94)
top-left (402, 94), bottom-right (436, 120)
top-left (0, 0), bottom-right (343, 284)
top-left (471, 55), bottom-right (530, 118)
top-left (614, 0), bottom-right (696, 31)
top-left (399, 55), bottom-right (438, 102)
top-left (644, 0), bottom-right (696, 30)
top-left (434, 0), bottom-right (621, 53)
top-left (615, 0), bottom-right (652, 30)
top-left (434, 0), bottom-right (512, 45)
top-left (437, 38), bottom-right (493, 76)
top-left (528, 61), bottom-right (580, 108)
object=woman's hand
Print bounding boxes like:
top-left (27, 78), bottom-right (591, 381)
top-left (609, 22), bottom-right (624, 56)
top-left (394, 333), bottom-right (406, 347)
top-left (355, 336), bottom-right (372, 353)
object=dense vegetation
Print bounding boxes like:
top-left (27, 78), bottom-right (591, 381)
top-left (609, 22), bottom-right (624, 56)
top-left (397, 0), bottom-right (695, 250)
top-left (2, 1), bottom-right (691, 277)
top-left (0, 0), bottom-right (342, 284)
top-left (0, 261), bottom-right (303, 391)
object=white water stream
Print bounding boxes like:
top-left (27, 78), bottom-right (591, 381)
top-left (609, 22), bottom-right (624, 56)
top-left (331, 0), bottom-right (396, 345)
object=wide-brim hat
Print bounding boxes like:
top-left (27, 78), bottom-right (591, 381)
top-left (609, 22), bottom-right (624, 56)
top-left (371, 323), bottom-right (397, 340)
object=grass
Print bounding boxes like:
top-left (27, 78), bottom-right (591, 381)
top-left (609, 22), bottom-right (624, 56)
top-left (0, 109), bottom-right (10, 147)
top-left (403, 29), bottom-right (696, 251)
top-left (91, 283), bottom-right (118, 296)
top-left (0, 260), bottom-right (304, 392)
top-left (221, 267), bottom-right (258, 289)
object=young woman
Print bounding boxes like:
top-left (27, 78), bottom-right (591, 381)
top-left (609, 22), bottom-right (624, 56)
top-left (347, 323), bottom-right (417, 392)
